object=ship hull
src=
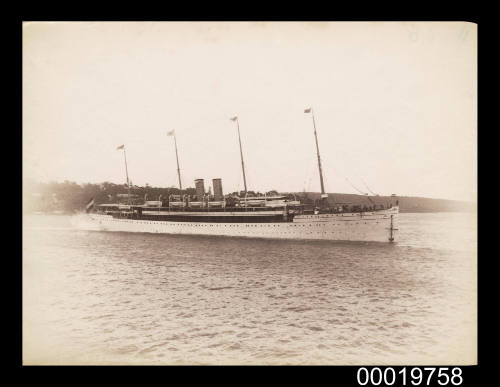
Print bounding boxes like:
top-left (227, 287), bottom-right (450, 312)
top-left (71, 207), bottom-right (399, 242)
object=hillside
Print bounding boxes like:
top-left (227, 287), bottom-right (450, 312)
top-left (23, 180), bottom-right (476, 214)
top-left (300, 192), bottom-right (476, 213)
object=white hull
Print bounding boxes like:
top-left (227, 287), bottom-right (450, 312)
top-left (71, 206), bottom-right (399, 243)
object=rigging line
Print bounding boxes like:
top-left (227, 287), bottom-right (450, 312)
top-left (323, 157), bottom-right (373, 199)
top-left (302, 136), bottom-right (318, 192)
top-left (234, 161), bottom-right (242, 195)
top-left (302, 153), bottom-right (313, 193)
top-left (324, 146), bottom-right (370, 190)
top-left (345, 177), bottom-right (368, 196)
top-left (321, 153), bottom-right (342, 198)
top-left (328, 150), bottom-right (377, 197)
top-left (305, 174), bottom-right (313, 193)
top-left (361, 178), bottom-right (378, 196)
top-left (322, 160), bottom-right (330, 194)
top-left (344, 178), bottom-right (375, 205)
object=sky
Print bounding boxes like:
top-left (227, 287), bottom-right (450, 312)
top-left (23, 22), bottom-right (477, 202)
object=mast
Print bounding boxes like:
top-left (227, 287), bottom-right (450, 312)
top-left (304, 107), bottom-right (328, 203)
top-left (117, 144), bottom-right (131, 205)
top-left (168, 130), bottom-right (182, 191)
top-left (230, 116), bottom-right (247, 195)
top-left (123, 147), bottom-right (132, 205)
top-left (173, 134), bottom-right (182, 191)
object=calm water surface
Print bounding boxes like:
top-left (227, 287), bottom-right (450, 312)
top-left (23, 212), bottom-right (477, 365)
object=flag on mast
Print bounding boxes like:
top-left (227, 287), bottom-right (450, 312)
top-left (116, 144), bottom-right (125, 150)
top-left (230, 116), bottom-right (238, 121)
top-left (167, 130), bottom-right (175, 136)
top-left (304, 108), bottom-right (312, 113)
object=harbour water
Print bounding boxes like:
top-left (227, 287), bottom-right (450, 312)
top-left (23, 212), bottom-right (477, 365)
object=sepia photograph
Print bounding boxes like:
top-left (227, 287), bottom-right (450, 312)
top-left (22, 21), bottom-right (477, 366)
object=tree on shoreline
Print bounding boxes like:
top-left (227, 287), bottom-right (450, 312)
top-left (24, 180), bottom-right (196, 213)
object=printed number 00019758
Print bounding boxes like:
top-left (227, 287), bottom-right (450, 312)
top-left (356, 367), bottom-right (463, 386)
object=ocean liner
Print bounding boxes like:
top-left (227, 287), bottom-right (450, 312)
top-left (72, 109), bottom-right (399, 242)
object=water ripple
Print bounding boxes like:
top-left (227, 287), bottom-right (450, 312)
top-left (23, 213), bottom-right (477, 365)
